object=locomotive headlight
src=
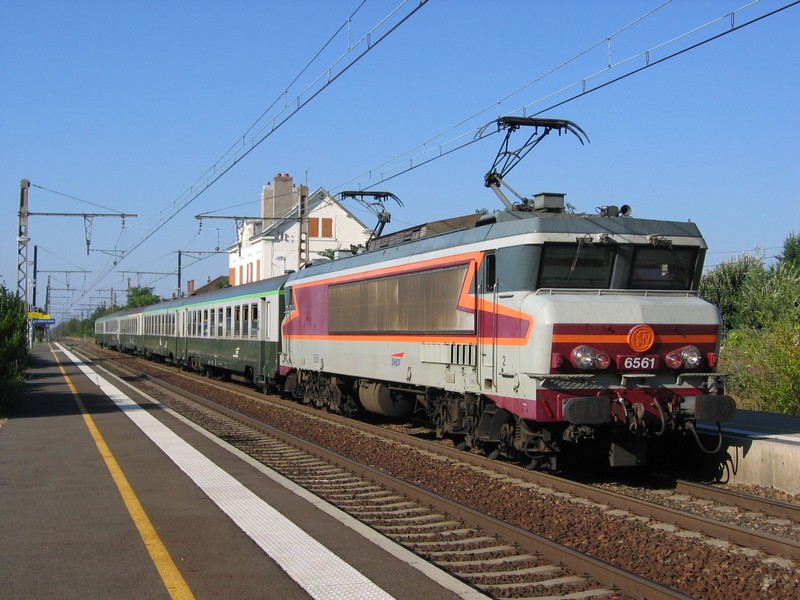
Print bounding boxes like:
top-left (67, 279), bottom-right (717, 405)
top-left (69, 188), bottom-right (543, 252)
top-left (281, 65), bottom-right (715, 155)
top-left (681, 346), bottom-right (702, 369)
top-left (571, 346), bottom-right (596, 369)
top-left (570, 346), bottom-right (610, 370)
top-left (665, 351), bottom-right (683, 369)
top-left (666, 346), bottom-right (702, 369)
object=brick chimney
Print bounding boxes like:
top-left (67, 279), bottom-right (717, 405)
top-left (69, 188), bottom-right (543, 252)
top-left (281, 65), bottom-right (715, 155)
top-left (187, 279), bottom-right (195, 295)
top-left (262, 173), bottom-right (295, 221)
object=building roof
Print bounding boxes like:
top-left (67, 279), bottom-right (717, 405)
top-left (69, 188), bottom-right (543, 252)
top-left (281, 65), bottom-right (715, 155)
top-left (248, 187), bottom-right (370, 243)
top-left (189, 275), bottom-right (229, 295)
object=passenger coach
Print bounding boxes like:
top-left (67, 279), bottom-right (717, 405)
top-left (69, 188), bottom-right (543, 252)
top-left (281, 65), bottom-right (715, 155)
top-left (96, 274), bottom-right (287, 391)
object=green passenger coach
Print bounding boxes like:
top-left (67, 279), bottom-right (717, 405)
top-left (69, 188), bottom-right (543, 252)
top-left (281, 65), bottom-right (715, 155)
top-left (96, 274), bottom-right (289, 392)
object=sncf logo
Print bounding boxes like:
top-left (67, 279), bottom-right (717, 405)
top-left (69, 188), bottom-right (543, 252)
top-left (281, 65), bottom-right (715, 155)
top-left (390, 352), bottom-right (404, 367)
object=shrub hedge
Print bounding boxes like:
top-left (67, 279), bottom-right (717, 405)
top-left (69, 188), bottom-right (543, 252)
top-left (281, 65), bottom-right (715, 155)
top-left (0, 285), bottom-right (29, 413)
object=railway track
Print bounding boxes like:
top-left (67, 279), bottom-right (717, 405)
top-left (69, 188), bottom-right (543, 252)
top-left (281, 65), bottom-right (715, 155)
top-left (67, 341), bottom-right (800, 598)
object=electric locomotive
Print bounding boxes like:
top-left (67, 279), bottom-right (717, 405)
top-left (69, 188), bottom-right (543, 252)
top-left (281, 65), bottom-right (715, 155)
top-left (280, 118), bottom-right (735, 469)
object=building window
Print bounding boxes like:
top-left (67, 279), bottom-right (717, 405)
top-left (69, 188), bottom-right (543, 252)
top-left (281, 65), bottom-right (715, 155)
top-left (308, 217), bottom-right (333, 238)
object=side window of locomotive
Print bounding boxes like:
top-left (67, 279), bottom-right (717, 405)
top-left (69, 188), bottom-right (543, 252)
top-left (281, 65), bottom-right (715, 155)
top-left (538, 243), bottom-right (615, 289)
top-left (630, 246), bottom-right (697, 290)
top-left (484, 253), bottom-right (496, 292)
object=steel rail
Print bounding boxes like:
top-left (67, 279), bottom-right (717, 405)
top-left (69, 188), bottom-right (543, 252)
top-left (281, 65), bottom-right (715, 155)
top-left (75, 343), bottom-right (691, 600)
top-left (78, 341), bottom-right (800, 561)
top-left (673, 479), bottom-right (800, 522)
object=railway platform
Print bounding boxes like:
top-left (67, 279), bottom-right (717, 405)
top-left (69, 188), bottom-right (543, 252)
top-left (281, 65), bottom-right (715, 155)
top-left (0, 343), bottom-right (479, 600)
top-left (710, 408), bottom-right (800, 496)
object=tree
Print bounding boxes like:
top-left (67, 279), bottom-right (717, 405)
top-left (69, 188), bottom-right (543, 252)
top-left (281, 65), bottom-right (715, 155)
top-left (126, 286), bottom-right (162, 308)
top-left (777, 232), bottom-right (800, 270)
top-left (698, 253), bottom-right (764, 332)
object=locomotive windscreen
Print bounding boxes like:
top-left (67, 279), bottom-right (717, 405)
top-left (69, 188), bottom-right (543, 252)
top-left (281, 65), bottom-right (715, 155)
top-left (629, 246), bottom-right (697, 290)
top-left (537, 243), bottom-right (615, 289)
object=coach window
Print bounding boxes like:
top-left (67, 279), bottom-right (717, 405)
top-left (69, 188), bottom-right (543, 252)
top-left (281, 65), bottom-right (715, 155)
top-left (263, 301), bottom-right (271, 340)
top-left (209, 309), bottom-right (216, 338)
top-left (250, 303), bottom-right (258, 338)
top-left (242, 305), bottom-right (249, 338)
top-left (225, 307), bottom-right (232, 337)
top-left (234, 306), bottom-right (241, 337)
top-left (217, 308), bottom-right (223, 337)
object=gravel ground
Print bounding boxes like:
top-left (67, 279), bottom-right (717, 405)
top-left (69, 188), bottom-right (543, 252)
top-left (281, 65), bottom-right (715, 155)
top-left (84, 347), bottom-right (800, 599)
top-left (218, 392), bottom-right (799, 599)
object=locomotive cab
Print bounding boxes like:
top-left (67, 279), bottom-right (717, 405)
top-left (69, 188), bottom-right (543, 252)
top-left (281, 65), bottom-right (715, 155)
top-left (473, 203), bottom-right (735, 467)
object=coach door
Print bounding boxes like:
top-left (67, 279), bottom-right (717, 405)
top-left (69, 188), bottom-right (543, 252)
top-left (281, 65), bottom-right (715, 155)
top-left (257, 297), bottom-right (267, 381)
top-left (479, 253), bottom-right (498, 390)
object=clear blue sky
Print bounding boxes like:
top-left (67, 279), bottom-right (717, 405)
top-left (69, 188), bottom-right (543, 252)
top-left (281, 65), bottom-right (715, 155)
top-left (2, 1), bottom-right (798, 319)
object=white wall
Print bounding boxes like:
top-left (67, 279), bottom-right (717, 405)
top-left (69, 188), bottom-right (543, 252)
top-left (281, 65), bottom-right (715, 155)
top-left (228, 196), bottom-right (369, 284)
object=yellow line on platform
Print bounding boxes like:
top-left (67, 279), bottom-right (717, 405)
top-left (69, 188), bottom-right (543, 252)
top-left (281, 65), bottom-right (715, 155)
top-left (50, 345), bottom-right (194, 600)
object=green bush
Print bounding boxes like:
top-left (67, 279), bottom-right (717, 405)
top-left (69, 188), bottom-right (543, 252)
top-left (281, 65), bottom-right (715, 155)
top-left (0, 285), bottom-right (29, 412)
top-left (720, 321), bottom-right (800, 414)
top-left (737, 264), bottom-right (800, 330)
top-left (700, 235), bottom-right (800, 415)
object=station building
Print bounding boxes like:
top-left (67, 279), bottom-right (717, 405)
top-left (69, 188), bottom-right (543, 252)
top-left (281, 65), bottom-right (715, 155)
top-left (227, 173), bottom-right (370, 285)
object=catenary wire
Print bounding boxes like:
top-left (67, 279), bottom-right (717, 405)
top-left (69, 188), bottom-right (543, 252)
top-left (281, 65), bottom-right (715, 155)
top-left (336, 0), bottom-right (796, 193)
top-left (66, 1), bottom-right (429, 312)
